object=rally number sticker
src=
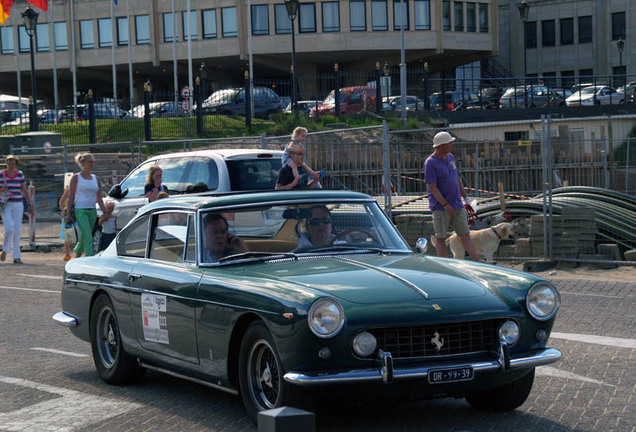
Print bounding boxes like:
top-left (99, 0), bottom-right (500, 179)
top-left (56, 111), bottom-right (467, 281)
top-left (142, 294), bottom-right (169, 344)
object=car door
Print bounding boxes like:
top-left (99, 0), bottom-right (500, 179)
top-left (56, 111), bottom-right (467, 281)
top-left (128, 211), bottom-right (202, 364)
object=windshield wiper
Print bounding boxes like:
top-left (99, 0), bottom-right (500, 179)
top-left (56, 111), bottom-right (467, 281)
top-left (306, 246), bottom-right (387, 254)
top-left (217, 251), bottom-right (297, 263)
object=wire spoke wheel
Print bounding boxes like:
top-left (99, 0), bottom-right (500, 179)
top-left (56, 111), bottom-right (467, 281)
top-left (248, 339), bottom-right (281, 410)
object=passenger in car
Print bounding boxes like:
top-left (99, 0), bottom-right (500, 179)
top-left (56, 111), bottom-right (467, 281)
top-left (293, 206), bottom-right (336, 251)
top-left (145, 166), bottom-right (168, 202)
top-left (202, 213), bottom-right (248, 262)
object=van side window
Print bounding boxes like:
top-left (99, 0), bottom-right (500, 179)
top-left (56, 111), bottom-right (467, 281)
top-left (185, 158), bottom-right (219, 192)
top-left (350, 93), bottom-right (362, 104)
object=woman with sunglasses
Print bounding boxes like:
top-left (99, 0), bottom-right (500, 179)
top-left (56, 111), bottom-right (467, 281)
top-left (294, 206), bottom-right (336, 251)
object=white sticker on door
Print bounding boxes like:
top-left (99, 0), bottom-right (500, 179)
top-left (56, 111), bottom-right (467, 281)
top-left (142, 294), bottom-right (169, 344)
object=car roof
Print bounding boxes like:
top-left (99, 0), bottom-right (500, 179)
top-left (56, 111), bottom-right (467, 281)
top-left (139, 190), bottom-right (374, 214)
top-left (147, 148), bottom-right (284, 162)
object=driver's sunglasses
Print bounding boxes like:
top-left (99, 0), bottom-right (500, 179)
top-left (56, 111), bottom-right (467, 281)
top-left (309, 217), bottom-right (332, 226)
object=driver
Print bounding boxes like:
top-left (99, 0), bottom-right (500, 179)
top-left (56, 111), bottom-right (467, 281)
top-left (203, 213), bottom-right (248, 262)
top-left (294, 206), bottom-right (336, 251)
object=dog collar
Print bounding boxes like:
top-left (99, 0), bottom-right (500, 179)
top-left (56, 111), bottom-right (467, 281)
top-left (490, 227), bottom-right (502, 240)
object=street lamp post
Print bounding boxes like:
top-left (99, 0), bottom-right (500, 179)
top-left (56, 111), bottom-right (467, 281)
top-left (284, 0), bottom-right (299, 117)
top-left (199, 62), bottom-right (207, 98)
top-left (383, 62), bottom-right (390, 104)
top-left (518, 0), bottom-right (530, 108)
top-left (423, 62), bottom-right (430, 110)
top-left (617, 37), bottom-right (625, 88)
top-left (22, 6), bottom-right (39, 131)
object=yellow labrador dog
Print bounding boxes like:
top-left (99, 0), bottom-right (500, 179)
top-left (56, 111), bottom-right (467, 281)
top-left (432, 222), bottom-right (514, 262)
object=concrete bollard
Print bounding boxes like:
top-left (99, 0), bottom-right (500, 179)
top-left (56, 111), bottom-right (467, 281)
top-left (257, 406), bottom-right (315, 432)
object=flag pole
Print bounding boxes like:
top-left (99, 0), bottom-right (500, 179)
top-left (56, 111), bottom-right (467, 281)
top-left (110, 0), bottom-right (117, 106)
top-left (126, 0), bottom-right (133, 112)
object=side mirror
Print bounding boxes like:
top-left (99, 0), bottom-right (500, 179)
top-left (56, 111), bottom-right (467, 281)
top-left (108, 184), bottom-right (128, 199)
top-left (415, 237), bottom-right (428, 254)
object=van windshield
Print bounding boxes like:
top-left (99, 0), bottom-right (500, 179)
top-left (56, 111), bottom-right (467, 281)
top-left (323, 93), bottom-right (349, 104)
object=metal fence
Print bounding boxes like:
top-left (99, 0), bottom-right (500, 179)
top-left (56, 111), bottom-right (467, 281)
top-left (3, 119), bottom-right (635, 265)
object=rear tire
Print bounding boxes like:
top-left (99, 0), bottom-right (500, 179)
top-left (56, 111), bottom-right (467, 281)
top-left (465, 368), bottom-right (535, 411)
top-left (90, 294), bottom-right (146, 384)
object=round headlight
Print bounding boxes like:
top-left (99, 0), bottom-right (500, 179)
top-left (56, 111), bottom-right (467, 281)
top-left (498, 320), bottom-right (520, 345)
top-left (526, 282), bottom-right (560, 321)
top-left (352, 331), bottom-right (377, 357)
top-left (308, 298), bottom-right (345, 338)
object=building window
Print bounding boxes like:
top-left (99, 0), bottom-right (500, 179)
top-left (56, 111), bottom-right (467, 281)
top-left (98, 18), bottom-right (112, 48)
top-left (252, 5), bottom-right (269, 35)
top-left (299, 3), bottom-right (316, 33)
top-left (526, 21), bottom-right (537, 48)
top-left (442, 1), bottom-right (450, 31)
top-left (18, 26), bottom-right (30, 52)
top-left (478, 3), bottom-right (488, 33)
top-left (117, 17), bottom-right (129, 46)
top-left (135, 15), bottom-right (150, 45)
top-left (560, 18), bottom-right (573, 45)
top-left (454, 2), bottom-right (463, 32)
top-left (222, 7), bottom-right (237, 37)
top-left (1, 26), bottom-right (14, 54)
top-left (182, 10), bottom-right (198, 41)
top-left (414, 0), bottom-right (430, 30)
top-left (350, 1), bottom-right (366, 31)
top-left (54, 22), bottom-right (68, 51)
top-left (611, 12), bottom-right (625, 40)
top-left (80, 20), bottom-right (94, 49)
top-left (579, 69), bottom-right (593, 80)
top-left (466, 2), bottom-right (476, 32)
top-left (372, 0), bottom-right (388, 31)
top-left (578, 16), bottom-right (592, 43)
top-left (560, 70), bottom-right (575, 90)
top-left (202, 10), bottom-right (217, 39)
top-left (542, 72), bottom-right (557, 88)
top-left (322, 2), bottom-right (340, 33)
top-left (163, 13), bottom-right (178, 42)
top-left (613, 66), bottom-right (626, 88)
top-left (36, 23), bottom-right (49, 52)
top-left (542, 20), bottom-right (555, 47)
top-left (275, 5), bottom-right (291, 34)
top-left (504, 131), bottom-right (529, 141)
top-left (393, 0), bottom-right (409, 31)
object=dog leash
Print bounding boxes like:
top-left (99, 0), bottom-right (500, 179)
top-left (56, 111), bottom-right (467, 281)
top-left (490, 226), bottom-right (502, 240)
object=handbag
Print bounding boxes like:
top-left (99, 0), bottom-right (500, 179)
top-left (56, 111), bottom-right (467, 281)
top-left (0, 170), bottom-right (9, 212)
top-left (63, 222), bottom-right (80, 245)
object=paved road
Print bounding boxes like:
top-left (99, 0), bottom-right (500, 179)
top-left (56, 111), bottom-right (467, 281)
top-left (1, 252), bottom-right (634, 432)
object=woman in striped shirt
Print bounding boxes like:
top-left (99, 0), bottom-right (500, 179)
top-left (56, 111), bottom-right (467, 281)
top-left (0, 155), bottom-right (35, 264)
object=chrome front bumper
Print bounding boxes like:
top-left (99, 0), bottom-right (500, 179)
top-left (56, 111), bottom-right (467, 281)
top-left (284, 347), bottom-right (561, 387)
top-left (52, 311), bottom-right (78, 328)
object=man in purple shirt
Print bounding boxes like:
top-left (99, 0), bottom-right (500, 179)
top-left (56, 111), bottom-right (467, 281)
top-left (424, 131), bottom-right (481, 261)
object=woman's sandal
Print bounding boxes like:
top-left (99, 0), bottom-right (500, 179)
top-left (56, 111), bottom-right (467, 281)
top-left (13, 259), bottom-right (23, 264)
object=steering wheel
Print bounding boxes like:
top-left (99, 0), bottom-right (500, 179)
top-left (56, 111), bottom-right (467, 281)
top-left (332, 228), bottom-right (380, 246)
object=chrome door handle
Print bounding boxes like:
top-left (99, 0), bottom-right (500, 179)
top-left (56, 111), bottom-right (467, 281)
top-left (128, 273), bottom-right (142, 282)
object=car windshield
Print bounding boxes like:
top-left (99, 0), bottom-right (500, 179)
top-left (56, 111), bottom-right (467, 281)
top-left (323, 93), bottom-right (349, 104)
top-left (580, 87), bottom-right (601, 95)
top-left (200, 201), bottom-right (411, 264)
top-left (207, 89), bottom-right (238, 103)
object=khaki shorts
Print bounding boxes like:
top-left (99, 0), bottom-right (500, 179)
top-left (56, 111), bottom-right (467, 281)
top-left (432, 207), bottom-right (470, 238)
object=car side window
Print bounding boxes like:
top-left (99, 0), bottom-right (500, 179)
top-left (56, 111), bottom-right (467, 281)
top-left (185, 214), bottom-right (196, 262)
top-left (117, 214), bottom-right (150, 257)
top-left (120, 161), bottom-right (155, 197)
top-left (184, 158), bottom-right (219, 192)
top-left (149, 212), bottom-right (189, 263)
top-left (157, 157), bottom-right (191, 192)
top-left (350, 93), bottom-right (362, 104)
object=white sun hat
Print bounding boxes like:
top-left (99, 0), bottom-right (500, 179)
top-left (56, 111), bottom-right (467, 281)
top-left (433, 131), bottom-right (456, 148)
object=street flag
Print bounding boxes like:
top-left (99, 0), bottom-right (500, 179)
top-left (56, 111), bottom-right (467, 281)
top-left (26, 0), bottom-right (48, 10)
top-left (0, 0), bottom-right (15, 26)
top-left (113, 0), bottom-right (118, 4)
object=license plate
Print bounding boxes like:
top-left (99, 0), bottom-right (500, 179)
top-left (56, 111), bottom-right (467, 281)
top-left (428, 367), bottom-right (474, 384)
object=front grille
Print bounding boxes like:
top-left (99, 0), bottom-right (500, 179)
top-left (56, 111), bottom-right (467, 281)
top-left (368, 319), bottom-right (501, 359)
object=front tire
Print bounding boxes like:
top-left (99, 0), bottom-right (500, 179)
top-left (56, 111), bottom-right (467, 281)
top-left (90, 294), bottom-right (145, 384)
top-left (465, 368), bottom-right (535, 411)
top-left (239, 321), bottom-right (289, 421)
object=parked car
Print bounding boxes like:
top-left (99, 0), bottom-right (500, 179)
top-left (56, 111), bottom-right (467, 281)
top-left (131, 101), bottom-right (185, 118)
top-left (0, 109), bottom-right (26, 126)
top-left (38, 109), bottom-right (62, 124)
top-left (201, 87), bottom-right (282, 118)
top-left (477, 87), bottom-right (504, 109)
top-left (60, 103), bottom-right (130, 121)
top-left (565, 86), bottom-right (625, 106)
top-left (310, 86), bottom-right (377, 117)
top-left (283, 100), bottom-right (318, 114)
top-left (430, 90), bottom-right (479, 110)
top-left (570, 82), bottom-right (607, 95)
top-left (1, 111), bottom-right (29, 127)
top-left (54, 189), bottom-right (562, 422)
top-left (616, 81), bottom-right (636, 103)
top-left (499, 86), bottom-right (565, 108)
top-left (105, 149), bottom-right (283, 229)
top-left (384, 95), bottom-right (424, 111)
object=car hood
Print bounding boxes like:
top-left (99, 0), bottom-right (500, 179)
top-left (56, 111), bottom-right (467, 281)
top-left (246, 254), bottom-right (539, 305)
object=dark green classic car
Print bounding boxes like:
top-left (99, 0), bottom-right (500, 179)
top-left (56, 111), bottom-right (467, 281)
top-left (53, 190), bottom-right (561, 422)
